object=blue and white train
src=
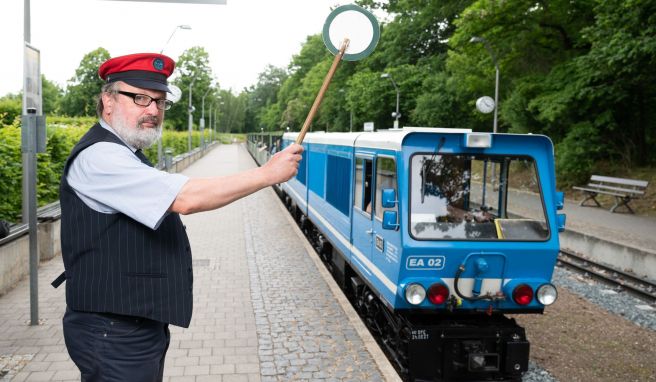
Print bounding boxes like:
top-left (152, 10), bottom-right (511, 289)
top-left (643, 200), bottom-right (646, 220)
top-left (247, 127), bottom-right (566, 382)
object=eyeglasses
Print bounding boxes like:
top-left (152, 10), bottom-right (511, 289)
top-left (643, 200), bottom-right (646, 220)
top-left (115, 90), bottom-right (172, 111)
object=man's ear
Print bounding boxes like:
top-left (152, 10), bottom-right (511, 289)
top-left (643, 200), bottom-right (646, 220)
top-left (102, 92), bottom-right (115, 115)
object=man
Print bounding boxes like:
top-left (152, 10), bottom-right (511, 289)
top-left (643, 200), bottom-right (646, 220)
top-left (52, 53), bottom-right (303, 381)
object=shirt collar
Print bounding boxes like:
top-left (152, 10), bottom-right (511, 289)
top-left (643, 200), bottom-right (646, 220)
top-left (99, 118), bottom-right (138, 153)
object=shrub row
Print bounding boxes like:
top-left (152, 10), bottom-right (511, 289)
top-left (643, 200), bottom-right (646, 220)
top-left (0, 118), bottom-right (213, 223)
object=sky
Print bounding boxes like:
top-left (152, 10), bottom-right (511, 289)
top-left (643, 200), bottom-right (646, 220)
top-left (0, 0), bottom-right (356, 97)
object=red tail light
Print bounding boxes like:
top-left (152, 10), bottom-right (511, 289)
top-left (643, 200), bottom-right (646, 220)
top-left (427, 283), bottom-right (450, 305)
top-left (512, 284), bottom-right (534, 305)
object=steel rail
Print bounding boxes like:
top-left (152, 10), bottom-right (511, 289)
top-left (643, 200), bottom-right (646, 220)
top-left (558, 248), bottom-right (656, 303)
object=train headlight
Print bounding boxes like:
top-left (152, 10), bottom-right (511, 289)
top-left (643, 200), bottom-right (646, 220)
top-left (464, 133), bottom-right (492, 148)
top-left (405, 283), bottom-right (426, 305)
top-left (427, 283), bottom-right (450, 305)
top-left (512, 284), bottom-right (533, 306)
top-left (536, 284), bottom-right (558, 306)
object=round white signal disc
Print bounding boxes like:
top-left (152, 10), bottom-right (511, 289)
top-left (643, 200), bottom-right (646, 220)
top-left (322, 4), bottom-right (380, 61)
top-left (167, 84), bottom-right (182, 103)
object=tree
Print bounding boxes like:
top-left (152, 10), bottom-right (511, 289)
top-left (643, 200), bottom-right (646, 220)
top-left (243, 65), bottom-right (289, 132)
top-left (42, 75), bottom-right (63, 115)
top-left (59, 48), bottom-right (111, 116)
top-left (168, 47), bottom-right (216, 131)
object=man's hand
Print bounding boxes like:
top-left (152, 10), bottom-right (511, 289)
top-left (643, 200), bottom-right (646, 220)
top-left (262, 143), bottom-right (304, 185)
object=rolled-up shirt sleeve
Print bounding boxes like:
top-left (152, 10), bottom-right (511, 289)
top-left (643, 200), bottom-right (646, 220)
top-left (67, 142), bottom-right (189, 230)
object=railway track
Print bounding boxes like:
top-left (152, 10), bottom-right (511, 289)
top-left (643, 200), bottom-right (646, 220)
top-left (558, 248), bottom-right (656, 303)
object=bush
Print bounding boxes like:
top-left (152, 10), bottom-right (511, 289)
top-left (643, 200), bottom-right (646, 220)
top-left (0, 97), bottom-right (21, 127)
top-left (555, 122), bottom-right (609, 188)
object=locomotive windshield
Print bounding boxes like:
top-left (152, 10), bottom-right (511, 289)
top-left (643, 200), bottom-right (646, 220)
top-left (410, 154), bottom-right (549, 241)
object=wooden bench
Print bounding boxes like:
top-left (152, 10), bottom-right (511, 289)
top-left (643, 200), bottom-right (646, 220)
top-left (573, 175), bottom-right (649, 213)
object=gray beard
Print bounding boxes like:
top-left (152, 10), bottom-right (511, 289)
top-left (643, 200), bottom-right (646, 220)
top-left (111, 111), bottom-right (162, 150)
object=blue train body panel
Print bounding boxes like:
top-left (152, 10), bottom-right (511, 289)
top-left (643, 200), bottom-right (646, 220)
top-left (276, 128), bottom-right (563, 314)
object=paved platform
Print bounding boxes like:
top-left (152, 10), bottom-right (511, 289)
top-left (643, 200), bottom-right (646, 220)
top-left (0, 144), bottom-right (399, 381)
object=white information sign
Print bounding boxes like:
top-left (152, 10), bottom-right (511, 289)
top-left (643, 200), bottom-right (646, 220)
top-left (23, 43), bottom-right (42, 115)
top-left (363, 122), bottom-right (374, 132)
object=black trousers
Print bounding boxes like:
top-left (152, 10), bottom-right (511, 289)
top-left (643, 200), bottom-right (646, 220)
top-left (63, 307), bottom-right (170, 382)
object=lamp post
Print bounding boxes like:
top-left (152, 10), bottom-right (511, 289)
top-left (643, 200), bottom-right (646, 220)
top-left (219, 100), bottom-right (227, 134)
top-left (208, 102), bottom-right (213, 144)
top-left (155, 24), bottom-right (191, 167)
top-left (470, 36), bottom-right (499, 133)
top-left (201, 87), bottom-right (211, 150)
top-left (381, 73), bottom-right (401, 129)
top-left (188, 77), bottom-right (196, 152)
top-left (160, 25), bottom-right (191, 54)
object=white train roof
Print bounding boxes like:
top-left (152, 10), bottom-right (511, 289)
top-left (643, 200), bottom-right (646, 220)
top-left (284, 127), bottom-right (472, 151)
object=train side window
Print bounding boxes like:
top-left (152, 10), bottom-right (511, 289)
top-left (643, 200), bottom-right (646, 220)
top-left (326, 154), bottom-right (351, 216)
top-left (354, 157), bottom-right (373, 215)
top-left (375, 157), bottom-right (397, 220)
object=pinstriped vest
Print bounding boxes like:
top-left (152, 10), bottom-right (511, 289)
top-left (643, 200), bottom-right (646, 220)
top-left (58, 124), bottom-right (193, 327)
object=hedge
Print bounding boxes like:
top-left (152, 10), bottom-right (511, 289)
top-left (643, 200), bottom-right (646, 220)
top-left (0, 118), bottom-right (214, 223)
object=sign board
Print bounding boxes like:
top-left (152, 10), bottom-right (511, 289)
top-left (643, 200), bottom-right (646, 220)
top-left (363, 122), bottom-right (374, 132)
top-left (23, 43), bottom-right (42, 115)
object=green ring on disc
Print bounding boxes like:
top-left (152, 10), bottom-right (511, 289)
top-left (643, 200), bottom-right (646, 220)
top-left (322, 4), bottom-right (380, 62)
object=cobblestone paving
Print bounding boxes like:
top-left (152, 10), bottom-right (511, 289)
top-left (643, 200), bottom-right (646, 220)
top-left (243, 188), bottom-right (385, 382)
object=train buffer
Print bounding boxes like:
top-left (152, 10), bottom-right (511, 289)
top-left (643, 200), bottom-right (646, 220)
top-left (573, 175), bottom-right (649, 213)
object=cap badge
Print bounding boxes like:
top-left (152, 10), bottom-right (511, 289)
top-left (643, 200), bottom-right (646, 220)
top-left (153, 58), bottom-right (165, 71)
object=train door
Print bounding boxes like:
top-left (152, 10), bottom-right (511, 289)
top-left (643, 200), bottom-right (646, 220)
top-left (371, 155), bottom-right (401, 275)
top-left (352, 156), bottom-right (375, 264)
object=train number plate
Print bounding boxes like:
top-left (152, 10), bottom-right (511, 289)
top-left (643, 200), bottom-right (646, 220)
top-left (406, 255), bottom-right (446, 270)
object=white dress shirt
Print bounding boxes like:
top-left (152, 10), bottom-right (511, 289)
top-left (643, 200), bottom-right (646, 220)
top-left (66, 119), bottom-right (189, 230)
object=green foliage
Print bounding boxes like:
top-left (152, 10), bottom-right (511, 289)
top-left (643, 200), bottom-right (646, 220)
top-left (0, 124), bottom-right (23, 221)
top-left (59, 48), bottom-right (111, 117)
top-left (0, 114), bottom-right (219, 221)
top-left (168, 47), bottom-right (218, 131)
top-left (0, 117), bottom-right (89, 222)
top-left (555, 122), bottom-right (608, 187)
top-left (0, 94), bottom-right (21, 126)
top-left (42, 75), bottom-right (63, 115)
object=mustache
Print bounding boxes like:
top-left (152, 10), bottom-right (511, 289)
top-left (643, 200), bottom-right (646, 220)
top-left (138, 116), bottom-right (160, 126)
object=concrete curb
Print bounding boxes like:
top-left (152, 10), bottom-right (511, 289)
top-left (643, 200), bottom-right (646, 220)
top-left (560, 227), bottom-right (656, 281)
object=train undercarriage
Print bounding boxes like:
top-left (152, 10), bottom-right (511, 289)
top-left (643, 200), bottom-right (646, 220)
top-left (279, 190), bottom-right (530, 382)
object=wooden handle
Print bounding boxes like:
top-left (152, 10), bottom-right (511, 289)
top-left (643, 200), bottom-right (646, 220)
top-left (295, 38), bottom-right (350, 145)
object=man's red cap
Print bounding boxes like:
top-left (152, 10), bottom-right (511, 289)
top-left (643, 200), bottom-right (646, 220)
top-left (98, 53), bottom-right (175, 93)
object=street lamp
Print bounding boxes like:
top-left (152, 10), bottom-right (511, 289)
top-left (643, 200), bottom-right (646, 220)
top-left (201, 87), bottom-right (212, 150)
top-left (156, 24), bottom-right (191, 167)
top-left (381, 73), bottom-right (401, 129)
top-left (470, 36), bottom-right (499, 133)
top-left (208, 102), bottom-right (213, 144)
top-left (188, 77), bottom-right (196, 152)
top-left (161, 25), bottom-right (191, 54)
